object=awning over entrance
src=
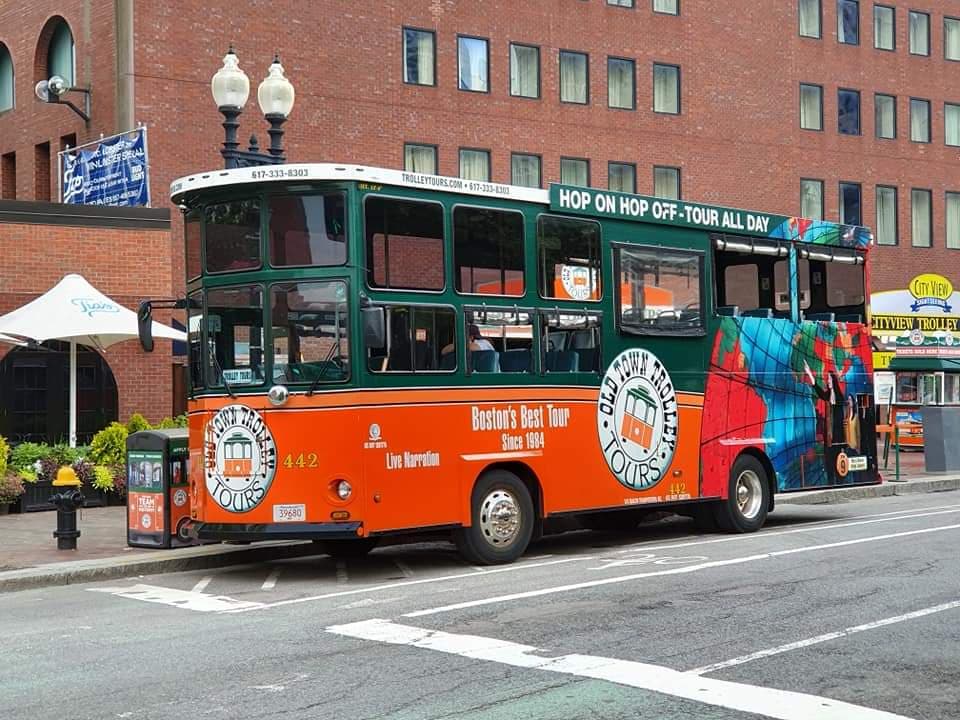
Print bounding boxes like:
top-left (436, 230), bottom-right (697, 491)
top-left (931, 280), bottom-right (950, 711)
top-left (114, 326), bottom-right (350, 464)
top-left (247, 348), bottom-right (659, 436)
top-left (888, 357), bottom-right (960, 372)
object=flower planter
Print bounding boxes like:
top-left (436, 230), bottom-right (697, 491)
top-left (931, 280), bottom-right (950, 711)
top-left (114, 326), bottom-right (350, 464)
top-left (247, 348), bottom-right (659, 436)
top-left (20, 480), bottom-right (55, 512)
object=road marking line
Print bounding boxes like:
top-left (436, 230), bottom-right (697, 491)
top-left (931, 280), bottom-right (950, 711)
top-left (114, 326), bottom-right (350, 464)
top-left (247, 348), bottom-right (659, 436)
top-left (404, 523), bottom-right (960, 617)
top-left (261, 568), bottom-right (282, 591)
top-left (614, 507), bottom-right (960, 555)
top-left (335, 561), bottom-right (348, 584)
top-left (225, 556), bottom-right (591, 613)
top-left (394, 560), bottom-right (413, 578)
top-left (327, 619), bottom-right (911, 720)
top-left (89, 584), bottom-right (265, 612)
top-left (688, 599), bottom-right (960, 675)
top-left (191, 576), bottom-right (213, 593)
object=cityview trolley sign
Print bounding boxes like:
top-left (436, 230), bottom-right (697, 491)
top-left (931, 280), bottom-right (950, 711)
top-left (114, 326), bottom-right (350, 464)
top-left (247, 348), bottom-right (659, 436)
top-left (163, 164), bottom-right (879, 564)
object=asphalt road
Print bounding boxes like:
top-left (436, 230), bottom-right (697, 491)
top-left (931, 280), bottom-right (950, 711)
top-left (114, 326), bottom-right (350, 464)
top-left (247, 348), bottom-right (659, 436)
top-left (2, 492), bottom-right (959, 720)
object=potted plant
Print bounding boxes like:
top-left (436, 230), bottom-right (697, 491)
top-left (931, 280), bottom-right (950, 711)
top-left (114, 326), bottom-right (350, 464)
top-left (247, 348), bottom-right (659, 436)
top-left (0, 472), bottom-right (24, 514)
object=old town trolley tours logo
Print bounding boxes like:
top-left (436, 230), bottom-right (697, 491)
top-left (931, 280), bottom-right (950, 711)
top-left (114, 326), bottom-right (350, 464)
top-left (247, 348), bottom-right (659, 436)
top-left (204, 404), bottom-right (277, 512)
top-left (597, 348), bottom-right (679, 491)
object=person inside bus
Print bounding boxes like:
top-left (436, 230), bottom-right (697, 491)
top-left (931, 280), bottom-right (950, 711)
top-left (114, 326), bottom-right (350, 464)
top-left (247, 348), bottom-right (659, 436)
top-left (441, 323), bottom-right (496, 369)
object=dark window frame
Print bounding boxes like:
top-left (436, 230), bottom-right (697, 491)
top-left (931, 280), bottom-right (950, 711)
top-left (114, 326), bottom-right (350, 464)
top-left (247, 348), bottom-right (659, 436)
top-left (606, 55), bottom-right (636, 110)
top-left (401, 26), bottom-right (437, 87)
top-left (945, 101), bottom-right (960, 147)
top-left (510, 152), bottom-right (543, 188)
top-left (613, 242), bottom-right (706, 338)
top-left (873, 4), bottom-right (896, 51)
top-left (875, 184), bottom-right (899, 247)
top-left (946, 191), bottom-right (960, 250)
top-left (509, 42), bottom-right (541, 99)
top-left (652, 62), bottom-right (681, 114)
top-left (799, 0), bottom-right (823, 38)
top-left (838, 0), bottom-right (861, 45)
top-left (653, 0), bottom-right (680, 16)
top-left (838, 87), bottom-right (862, 135)
top-left (800, 82), bottom-right (824, 131)
top-left (910, 97), bottom-right (932, 143)
top-left (800, 177), bottom-right (825, 219)
top-left (402, 142), bottom-right (439, 174)
top-left (559, 49), bottom-right (590, 105)
top-left (911, 187), bottom-right (933, 248)
top-left (653, 165), bottom-right (682, 200)
top-left (536, 212), bottom-right (604, 302)
top-left (945, 16), bottom-right (960, 61)
top-left (363, 193), bottom-right (446, 294)
top-left (457, 34), bottom-right (491, 94)
top-left (608, 161), bottom-right (637, 194)
top-left (874, 93), bottom-right (897, 139)
top-left (909, 10), bottom-right (931, 56)
top-left (458, 147), bottom-right (492, 182)
top-left (839, 181), bottom-right (863, 226)
top-left (560, 156), bottom-right (591, 187)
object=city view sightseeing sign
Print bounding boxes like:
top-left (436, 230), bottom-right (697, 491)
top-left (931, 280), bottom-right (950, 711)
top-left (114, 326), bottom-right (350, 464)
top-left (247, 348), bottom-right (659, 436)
top-left (871, 273), bottom-right (960, 336)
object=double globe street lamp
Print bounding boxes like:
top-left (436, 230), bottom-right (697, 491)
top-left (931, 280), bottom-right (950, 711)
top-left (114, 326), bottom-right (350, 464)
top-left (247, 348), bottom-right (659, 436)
top-left (211, 47), bottom-right (296, 169)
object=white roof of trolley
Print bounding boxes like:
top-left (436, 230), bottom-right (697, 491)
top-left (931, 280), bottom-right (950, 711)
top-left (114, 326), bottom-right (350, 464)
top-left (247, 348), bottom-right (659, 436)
top-left (170, 163), bottom-right (549, 206)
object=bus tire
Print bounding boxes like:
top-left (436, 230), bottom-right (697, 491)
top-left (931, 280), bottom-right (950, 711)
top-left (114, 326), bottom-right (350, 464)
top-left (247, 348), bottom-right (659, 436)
top-left (318, 538), bottom-right (379, 559)
top-left (455, 470), bottom-right (534, 565)
top-left (714, 454), bottom-right (770, 533)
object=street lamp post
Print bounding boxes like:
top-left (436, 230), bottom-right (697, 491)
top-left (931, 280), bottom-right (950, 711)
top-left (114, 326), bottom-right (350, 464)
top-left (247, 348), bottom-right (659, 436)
top-left (210, 48), bottom-right (295, 169)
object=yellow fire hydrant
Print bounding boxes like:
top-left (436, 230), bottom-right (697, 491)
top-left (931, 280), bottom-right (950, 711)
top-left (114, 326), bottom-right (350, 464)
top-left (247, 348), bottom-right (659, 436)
top-left (50, 466), bottom-right (84, 550)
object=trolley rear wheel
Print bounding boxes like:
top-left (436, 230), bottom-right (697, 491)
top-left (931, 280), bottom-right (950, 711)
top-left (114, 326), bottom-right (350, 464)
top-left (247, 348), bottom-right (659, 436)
top-left (455, 470), bottom-right (534, 565)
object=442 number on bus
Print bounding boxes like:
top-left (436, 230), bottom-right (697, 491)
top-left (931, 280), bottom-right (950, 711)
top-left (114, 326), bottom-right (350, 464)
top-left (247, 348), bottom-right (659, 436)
top-left (282, 452), bottom-right (319, 469)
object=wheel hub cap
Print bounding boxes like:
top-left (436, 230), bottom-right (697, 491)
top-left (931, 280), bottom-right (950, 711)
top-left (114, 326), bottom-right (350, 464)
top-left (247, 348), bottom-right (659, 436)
top-left (480, 489), bottom-right (520, 547)
top-left (735, 469), bottom-right (763, 520)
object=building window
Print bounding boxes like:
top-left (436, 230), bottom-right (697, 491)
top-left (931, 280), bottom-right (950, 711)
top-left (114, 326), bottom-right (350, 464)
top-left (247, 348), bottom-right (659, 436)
top-left (0, 44), bottom-right (12, 112)
top-left (653, 166), bottom-right (681, 199)
top-left (838, 0), bottom-right (859, 44)
top-left (800, 83), bottom-right (823, 130)
top-left (404, 143), bottom-right (437, 174)
top-left (458, 36), bottom-right (489, 92)
top-left (607, 0), bottom-right (634, 6)
top-left (365, 197), bottom-right (444, 290)
top-left (561, 157), bottom-right (590, 186)
top-left (459, 148), bottom-right (490, 181)
top-left (912, 189), bottom-right (932, 247)
top-left (653, 0), bottom-right (679, 15)
top-left (559, 51), bottom-right (588, 104)
top-left (403, 28), bottom-right (435, 86)
top-left (34, 142), bottom-right (50, 202)
top-left (608, 162), bottom-right (636, 193)
top-left (607, 57), bottom-right (635, 109)
top-left (874, 94), bottom-right (896, 139)
top-left (909, 11), bottom-right (930, 55)
top-left (947, 192), bottom-right (960, 249)
top-left (511, 153), bottom-right (541, 188)
top-left (873, 5), bottom-right (895, 50)
top-left (800, 0), bottom-right (822, 38)
top-left (838, 89), bottom-right (861, 135)
top-left (47, 20), bottom-right (75, 85)
top-left (875, 185), bottom-right (898, 246)
top-left (801, 179), bottom-right (824, 219)
top-left (653, 63), bottom-right (680, 114)
top-left (454, 206), bottom-right (525, 295)
top-left (946, 18), bottom-right (960, 61)
top-left (946, 103), bottom-right (960, 146)
top-left (1, 152), bottom-right (15, 200)
top-left (839, 182), bottom-right (862, 225)
top-left (910, 98), bottom-right (931, 143)
top-left (510, 44), bottom-right (540, 98)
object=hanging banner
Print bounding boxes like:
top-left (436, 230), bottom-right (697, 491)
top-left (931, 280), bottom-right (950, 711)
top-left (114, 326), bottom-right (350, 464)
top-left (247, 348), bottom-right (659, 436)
top-left (60, 127), bottom-right (150, 207)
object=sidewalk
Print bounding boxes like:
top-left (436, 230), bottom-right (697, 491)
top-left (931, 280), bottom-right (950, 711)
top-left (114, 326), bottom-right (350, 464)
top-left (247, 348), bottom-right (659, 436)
top-left (0, 455), bottom-right (956, 594)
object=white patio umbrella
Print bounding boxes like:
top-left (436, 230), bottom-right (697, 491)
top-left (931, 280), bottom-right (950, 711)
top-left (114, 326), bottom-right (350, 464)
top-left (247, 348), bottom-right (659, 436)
top-left (0, 273), bottom-right (186, 446)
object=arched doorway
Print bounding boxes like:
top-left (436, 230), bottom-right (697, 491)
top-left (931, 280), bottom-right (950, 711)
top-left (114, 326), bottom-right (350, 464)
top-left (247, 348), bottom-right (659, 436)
top-left (0, 341), bottom-right (118, 445)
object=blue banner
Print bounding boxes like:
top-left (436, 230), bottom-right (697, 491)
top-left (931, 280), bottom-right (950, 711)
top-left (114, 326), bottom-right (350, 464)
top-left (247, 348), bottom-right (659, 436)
top-left (61, 128), bottom-right (149, 207)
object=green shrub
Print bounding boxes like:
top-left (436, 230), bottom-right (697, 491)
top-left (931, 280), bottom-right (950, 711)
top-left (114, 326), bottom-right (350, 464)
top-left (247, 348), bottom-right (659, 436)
top-left (92, 465), bottom-right (115, 491)
top-left (127, 413), bottom-right (152, 434)
top-left (18, 468), bottom-right (37, 483)
top-left (49, 443), bottom-right (84, 466)
top-left (9, 442), bottom-right (50, 472)
top-left (89, 422), bottom-right (129, 467)
top-left (0, 472), bottom-right (24, 504)
top-left (0, 435), bottom-right (8, 478)
top-left (157, 417), bottom-right (177, 429)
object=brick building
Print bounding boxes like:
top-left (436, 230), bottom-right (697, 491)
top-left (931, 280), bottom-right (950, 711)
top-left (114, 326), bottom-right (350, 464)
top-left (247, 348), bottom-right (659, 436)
top-left (0, 1), bottom-right (958, 439)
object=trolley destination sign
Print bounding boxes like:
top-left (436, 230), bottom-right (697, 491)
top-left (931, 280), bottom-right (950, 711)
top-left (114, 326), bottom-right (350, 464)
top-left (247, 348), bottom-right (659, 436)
top-left (550, 185), bottom-right (786, 235)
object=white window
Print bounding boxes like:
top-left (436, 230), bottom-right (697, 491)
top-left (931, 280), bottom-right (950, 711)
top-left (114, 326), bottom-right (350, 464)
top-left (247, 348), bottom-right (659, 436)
top-left (799, 0), bottom-right (822, 38)
top-left (800, 83), bottom-right (823, 130)
top-left (874, 94), bottom-right (895, 139)
top-left (873, 5), bottom-right (894, 50)
top-left (458, 36), bottom-right (489, 92)
top-left (801, 179), bottom-right (824, 219)
top-left (510, 44), bottom-right (539, 98)
top-left (909, 11), bottom-right (930, 55)
top-left (459, 148), bottom-right (490, 181)
top-left (607, 57), bottom-right (635, 109)
top-left (653, 0), bottom-right (679, 15)
top-left (511, 153), bottom-right (541, 188)
top-left (48, 20), bottom-right (75, 85)
top-left (946, 18), bottom-right (960, 61)
top-left (561, 158), bottom-right (589, 187)
top-left (912, 189), bottom-right (932, 247)
top-left (653, 166), bottom-right (680, 199)
top-left (946, 103), bottom-right (960, 146)
top-left (910, 98), bottom-right (931, 143)
top-left (560, 51), bottom-right (588, 104)
top-left (608, 162), bottom-right (636, 193)
top-left (947, 192), bottom-right (960, 250)
top-left (0, 44), bottom-right (12, 112)
top-left (403, 28), bottom-right (435, 85)
top-left (403, 144), bottom-right (436, 174)
top-left (653, 63), bottom-right (680, 114)
top-left (875, 186), bottom-right (897, 246)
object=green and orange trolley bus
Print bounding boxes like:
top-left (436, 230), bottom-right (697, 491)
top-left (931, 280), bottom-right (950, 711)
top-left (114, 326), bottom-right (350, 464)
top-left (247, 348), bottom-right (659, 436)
top-left (139, 163), bottom-right (880, 564)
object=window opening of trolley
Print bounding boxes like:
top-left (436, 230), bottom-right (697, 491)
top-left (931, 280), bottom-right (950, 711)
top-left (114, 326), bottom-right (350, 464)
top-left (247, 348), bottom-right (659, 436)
top-left (465, 307), bottom-right (534, 373)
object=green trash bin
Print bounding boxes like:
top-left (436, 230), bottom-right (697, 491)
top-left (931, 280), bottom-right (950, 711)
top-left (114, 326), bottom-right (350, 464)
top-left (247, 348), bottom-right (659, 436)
top-left (126, 429), bottom-right (195, 548)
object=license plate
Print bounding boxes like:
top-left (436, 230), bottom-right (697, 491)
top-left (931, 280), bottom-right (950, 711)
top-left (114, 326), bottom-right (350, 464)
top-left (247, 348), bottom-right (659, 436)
top-left (848, 456), bottom-right (868, 471)
top-left (273, 504), bottom-right (306, 522)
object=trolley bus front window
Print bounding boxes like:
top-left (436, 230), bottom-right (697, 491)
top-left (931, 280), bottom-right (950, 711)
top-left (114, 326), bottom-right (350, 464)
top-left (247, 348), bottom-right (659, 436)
top-left (205, 285), bottom-right (265, 388)
top-left (270, 281), bottom-right (350, 385)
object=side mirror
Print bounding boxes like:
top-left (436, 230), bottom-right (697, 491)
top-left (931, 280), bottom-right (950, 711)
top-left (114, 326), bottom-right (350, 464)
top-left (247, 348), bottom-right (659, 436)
top-left (361, 306), bottom-right (385, 349)
top-left (137, 301), bottom-right (155, 352)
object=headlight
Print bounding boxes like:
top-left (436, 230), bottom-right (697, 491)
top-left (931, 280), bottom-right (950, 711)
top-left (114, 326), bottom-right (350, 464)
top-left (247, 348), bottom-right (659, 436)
top-left (336, 480), bottom-right (352, 500)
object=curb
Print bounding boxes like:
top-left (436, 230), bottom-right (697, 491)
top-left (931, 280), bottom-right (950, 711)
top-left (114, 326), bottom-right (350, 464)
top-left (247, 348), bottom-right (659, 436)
top-left (0, 541), bottom-right (324, 595)
top-left (777, 477), bottom-right (960, 506)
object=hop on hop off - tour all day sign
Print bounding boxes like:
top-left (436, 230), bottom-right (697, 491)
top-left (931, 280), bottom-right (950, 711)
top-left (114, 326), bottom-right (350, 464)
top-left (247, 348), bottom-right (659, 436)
top-left (60, 127), bottom-right (150, 207)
